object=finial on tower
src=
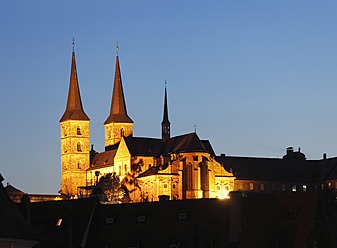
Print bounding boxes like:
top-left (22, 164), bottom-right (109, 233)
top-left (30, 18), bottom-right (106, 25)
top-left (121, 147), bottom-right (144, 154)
top-left (116, 41), bottom-right (119, 56)
top-left (194, 124), bottom-right (197, 133)
top-left (165, 79), bottom-right (167, 88)
top-left (72, 37), bottom-right (75, 51)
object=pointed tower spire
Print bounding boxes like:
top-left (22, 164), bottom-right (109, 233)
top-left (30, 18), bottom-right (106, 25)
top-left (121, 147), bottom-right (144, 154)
top-left (104, 44), bottom-right (133, 124)
top-left (60, 40), bottom-right (89, 122)
top-left (161, 80), bottom-right (170, 142)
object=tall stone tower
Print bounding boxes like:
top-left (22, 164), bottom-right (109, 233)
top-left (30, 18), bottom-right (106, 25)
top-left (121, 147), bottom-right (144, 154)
top-left (161, 81), bottom-right (170, 142)
top-left (104, 45), bottom-right (133, 147)
top-left (60, 42), bottom-right (90, 197)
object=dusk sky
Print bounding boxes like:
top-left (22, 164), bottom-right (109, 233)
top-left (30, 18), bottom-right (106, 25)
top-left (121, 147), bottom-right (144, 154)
top-left (1, 1), bottom-right (337, 194)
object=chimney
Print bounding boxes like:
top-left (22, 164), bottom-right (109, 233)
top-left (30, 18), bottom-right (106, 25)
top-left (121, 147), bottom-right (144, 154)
top-left (286, 147), bottom-right (294, 155)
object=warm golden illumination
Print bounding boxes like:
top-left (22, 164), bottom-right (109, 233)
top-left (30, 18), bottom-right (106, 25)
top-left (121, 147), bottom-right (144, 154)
top-left (217, 189), bottom-right (230, 199)
top-left (56, 218), bottom-right (62, 226)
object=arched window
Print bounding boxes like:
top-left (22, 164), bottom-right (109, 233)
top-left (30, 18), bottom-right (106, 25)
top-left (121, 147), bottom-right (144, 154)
top-left (120, 128), bottom-right (124, 137)
top-left (124, 164), bottom-right (127, 174)
top-left (77, 142), bottom-right (82, 152)
top-left (77, 126), bottom-right (81, 135)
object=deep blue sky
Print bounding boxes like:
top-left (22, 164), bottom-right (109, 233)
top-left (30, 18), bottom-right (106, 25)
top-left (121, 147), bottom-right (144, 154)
top-left (1, 1), bottom-right (337, 194)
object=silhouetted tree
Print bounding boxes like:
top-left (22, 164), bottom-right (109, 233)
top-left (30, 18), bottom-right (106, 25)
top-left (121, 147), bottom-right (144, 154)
top-left (97, 172), bottom-right (121, 201)
top-left (120, 172), bottom-right (140, 203)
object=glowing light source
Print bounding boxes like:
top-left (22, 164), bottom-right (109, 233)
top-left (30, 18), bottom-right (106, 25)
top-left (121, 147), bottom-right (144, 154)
top-left (217, 189), bottom-right (230, 199)
top-left (56, 218), bottom-right (62, 226)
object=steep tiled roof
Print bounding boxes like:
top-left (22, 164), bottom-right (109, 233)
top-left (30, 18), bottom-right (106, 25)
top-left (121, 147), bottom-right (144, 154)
top-left (137, 163), bottom-right (175, 178)
top-left (0, 175), bottom-right (42, 243)
top-left (137, 166), bottom-right (160, 178)
top-left (5, 184), bottom-right (24, 195)
top-left (89, 149), bottom-right (117, 169)
top-left (60, 43), bottom-right (90, 122)
top-left (104, 48), bottom-right (133, 124)
top-left (124, 136), bottom-right (164, 156)
top-left (105, 133), bottom-right (215, 157)
top-left (162, 133), bottom-right (210, 154)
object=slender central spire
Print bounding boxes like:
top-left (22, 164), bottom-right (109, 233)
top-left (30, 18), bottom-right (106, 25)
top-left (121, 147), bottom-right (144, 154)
top-left (60, 41), bottom-right (89, 122)
top-left (161, 80), bottom-right (170, 141)
top-left (104, 45), bottom-right (133, 124)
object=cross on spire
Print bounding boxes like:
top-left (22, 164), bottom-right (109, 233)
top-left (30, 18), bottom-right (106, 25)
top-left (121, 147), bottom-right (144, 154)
top-left (104, 43), bottom-right (133, 124)
top-left (116, 41), bottom-right (119, 56)
top-left (60, 40), bottom-right (90, 122)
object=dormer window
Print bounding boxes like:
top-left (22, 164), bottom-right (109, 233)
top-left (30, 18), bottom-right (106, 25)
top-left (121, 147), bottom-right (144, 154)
top-left (77, 142), bottom-right (82, 152)
top-left (77, 126), bottom-right (81, 135)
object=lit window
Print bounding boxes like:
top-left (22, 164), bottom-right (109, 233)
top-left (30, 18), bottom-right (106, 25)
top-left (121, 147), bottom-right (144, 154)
top-left (292, 185), bottom-right (297, 192)
top-left (239, 183), bottom-right (243, 190)
top-left (260, 184), bottom-right (264, 191)
top-left (282, 184), bottom-right (286, 192)
top-left (250, 183), bottom-right (254, 191)
top-left (303, 185), bottom-right (307, 192)
top-left (56, 218), bottom-right (62, 226)
top-left (328, 183), bottom-right (332, 189)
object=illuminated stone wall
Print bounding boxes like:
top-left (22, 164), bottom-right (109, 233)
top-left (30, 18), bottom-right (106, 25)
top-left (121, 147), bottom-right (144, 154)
top-left (60, 120), bottom-right (90, 196)
top-left (131, 152), bottom-right (235, 202)
top-left (104, 122), bottom-right (133, 147)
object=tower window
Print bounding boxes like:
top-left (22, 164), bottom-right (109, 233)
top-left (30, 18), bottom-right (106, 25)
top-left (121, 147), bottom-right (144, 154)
top-left (77, 142), bottom-right (82, 152)
top-left (120, 128), bottom-right (124, 137)
top-left (77, 127), bottom-right (81, 135)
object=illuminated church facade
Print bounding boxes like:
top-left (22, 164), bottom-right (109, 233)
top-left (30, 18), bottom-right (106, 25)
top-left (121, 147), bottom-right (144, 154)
top-left (60, 43), bottom-right (235, 201)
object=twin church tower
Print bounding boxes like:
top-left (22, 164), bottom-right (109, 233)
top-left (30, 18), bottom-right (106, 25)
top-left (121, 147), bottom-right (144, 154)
top-left (59, 42), bottom-right (171, 196)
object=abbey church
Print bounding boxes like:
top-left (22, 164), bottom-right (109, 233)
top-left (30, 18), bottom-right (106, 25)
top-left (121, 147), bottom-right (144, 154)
top-left (60, 43), bottom-right (235, 201)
